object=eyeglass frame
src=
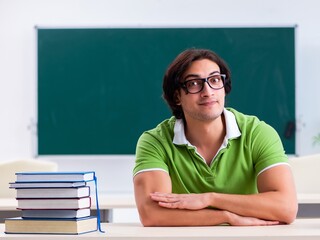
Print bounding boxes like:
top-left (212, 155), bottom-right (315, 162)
top-left (179, 74), bottom-right (226, 94)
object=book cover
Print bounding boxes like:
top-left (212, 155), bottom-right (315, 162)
top-left (10, 181), bottom-right (87, 188)
top-left (21, 208), bottom-right (91, 219)
top-left (15, 171), bottom-right (95, 182)
top-left (5, 216), bottom-right (97, 235)
top-left (16, 186), bottom-right (90, 198)
top-left (17, 197), bottom-right (91, 209)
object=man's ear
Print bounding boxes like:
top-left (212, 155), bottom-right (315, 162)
top-left (174, 91), bottom-right (181, 105)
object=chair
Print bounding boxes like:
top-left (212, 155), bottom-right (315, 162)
top-left (0, 159), bottom-right (58, 198)
top-left (288, 154), bottom-right (320, 193)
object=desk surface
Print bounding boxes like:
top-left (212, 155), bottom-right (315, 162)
top-left (0, 218), bottom-right (320, 239)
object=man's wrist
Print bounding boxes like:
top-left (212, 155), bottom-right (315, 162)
top-left (205, 192), bottom-right (216, 208)
top-left (223, 210), bottom-right (233, 225)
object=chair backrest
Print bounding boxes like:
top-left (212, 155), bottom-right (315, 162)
top-left (0, 159), bottom-right (58, 198)
top-left (288, 154), bottom-right (320, 194)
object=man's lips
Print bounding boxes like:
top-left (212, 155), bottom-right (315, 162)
top-left (198, 100), bottom-right (218, 106)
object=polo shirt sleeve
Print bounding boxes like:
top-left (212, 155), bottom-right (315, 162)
top-left (251, 121), bottom-right (288, 176)
top-left (133, 131), bottom-right (169, 177)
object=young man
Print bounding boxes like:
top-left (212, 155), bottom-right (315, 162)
top-left (133, 48), bottom-right (297, 226)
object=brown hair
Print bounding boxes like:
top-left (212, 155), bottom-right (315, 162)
top-left (162, 48), bottom-right (232, 119)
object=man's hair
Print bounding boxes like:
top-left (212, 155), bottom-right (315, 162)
top-left (162, 48), bottom-right (232, 119)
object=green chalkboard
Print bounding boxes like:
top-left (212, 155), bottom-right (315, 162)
top-left (37, 27), bottom-right (295, 155)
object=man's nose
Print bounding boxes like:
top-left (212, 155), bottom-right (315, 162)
top-left (200, 81), bottom-right (215, 96)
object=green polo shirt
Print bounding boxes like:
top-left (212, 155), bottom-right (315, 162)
top-left (133, 108), bottom-right (288, 194)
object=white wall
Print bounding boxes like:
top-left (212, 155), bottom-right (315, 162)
top-left (1, 0), bottom-right (320, 194)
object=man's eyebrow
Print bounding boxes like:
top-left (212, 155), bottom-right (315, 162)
top-left (184, 71), bottom-right (221, 79)
top-left (184, 74), bottom-right (200, 79)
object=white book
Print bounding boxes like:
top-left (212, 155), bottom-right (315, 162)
top-left (16, 186), bottom-right (90, 198)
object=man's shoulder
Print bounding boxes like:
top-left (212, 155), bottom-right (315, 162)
top-left (226, 107), bottom-right (262, 127)
top-left (226, 108), bottom-right (277, 139)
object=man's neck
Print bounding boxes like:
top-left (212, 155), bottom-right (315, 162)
top-left (184, 115), bottom-right (226, 164)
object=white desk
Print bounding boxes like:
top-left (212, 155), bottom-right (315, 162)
top-left (296, 194), bottom-right (320, 218)
top-left (297, 193), bottom-right (320, 204)
top-left (91, 193), bottom-right (136, 222)
top-left (1, 218), bottom-right (320, 239)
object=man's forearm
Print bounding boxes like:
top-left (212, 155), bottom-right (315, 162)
top-left (208, 191), bottom-right (296, 224)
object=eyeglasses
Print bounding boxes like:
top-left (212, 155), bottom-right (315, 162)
top-left (180, 74), bottom-right (226, 94)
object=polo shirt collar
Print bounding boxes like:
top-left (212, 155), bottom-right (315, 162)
top-left (173, 108), bottom-right (241, 146)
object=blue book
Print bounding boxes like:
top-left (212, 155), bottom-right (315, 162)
top-left (15, 171), bottom-right (95, 182)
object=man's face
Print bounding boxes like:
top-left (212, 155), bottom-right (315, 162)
top-left (177, 59), bottom-right (226, 123)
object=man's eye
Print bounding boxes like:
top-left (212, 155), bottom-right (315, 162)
top-left (189, 81), bottom-right (199, 86)
top-left (209, 76), bottom-right (221, 84)
top-left (186, 80), bottom-right (201, 87)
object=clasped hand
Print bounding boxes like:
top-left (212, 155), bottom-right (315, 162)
top-left (150, 192), bottom-right (210, 210)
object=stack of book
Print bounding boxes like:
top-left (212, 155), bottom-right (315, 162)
top-left (5, 171), bottom-right (99, 235)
